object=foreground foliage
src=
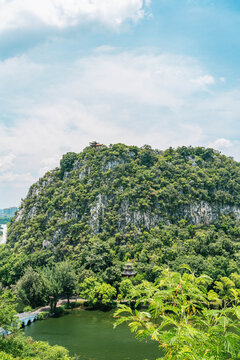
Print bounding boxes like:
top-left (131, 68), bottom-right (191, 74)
top-left (114, 268), bottom-right (240, 360)
top-left (0, 291), bottom-right (18, 332)
top-left (0, 334), bottom-right (73, 360)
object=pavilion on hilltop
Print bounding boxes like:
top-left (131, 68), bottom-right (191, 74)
top-left (89, 141), bottom-right (102, 148)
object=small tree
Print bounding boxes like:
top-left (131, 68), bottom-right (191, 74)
top-left (91, 283), bottom-right (116, 307)
top-left (118, 279), bottom-right (133, 300)
top-left (60, 152), bottom-right (78, 175)
top-left (140, 145), bottom-right (157, 167)
top-left (78, 276), bottom-right (98, 301)
top-left (79, 277), bottom-right (116, 308)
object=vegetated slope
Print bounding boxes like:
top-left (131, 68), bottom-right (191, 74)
top-left (2, 143), bottom-right (240, 285)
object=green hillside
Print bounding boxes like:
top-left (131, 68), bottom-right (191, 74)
top-left (1, 143), bottom-right (240, 286)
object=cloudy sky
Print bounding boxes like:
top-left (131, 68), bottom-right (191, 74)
top-left (1, 0), bottom-right (240, 208)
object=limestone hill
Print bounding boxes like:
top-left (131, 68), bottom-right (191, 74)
top-left (2, 143), bottom-right (240, 285)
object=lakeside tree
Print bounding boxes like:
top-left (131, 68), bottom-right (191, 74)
top-left (42, 266), bottom-right (62, 311)
top-left (79, 277), bottom-right (116, 308)
top-left (15, 262), bottom-right (77, 310)
top-left (55, 261), bottom-right (76, 304)
top-left (14, 267), bottom-right (47, 309)
top-left (90, 283), bottom-right (116, 307)
top-left (118, 279), bottom-right (133, 300)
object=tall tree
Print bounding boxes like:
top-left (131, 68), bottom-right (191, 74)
top-left (14, 267), bottom-right (47, 308)
top-left (55, 262), bottom-right (76, 304)
top-left (42, 267), bottom-right (62, 311)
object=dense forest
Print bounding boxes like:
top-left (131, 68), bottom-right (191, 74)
top-left (1, 143), bottom-right (240, 287)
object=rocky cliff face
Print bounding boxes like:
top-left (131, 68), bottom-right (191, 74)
top-left (7, 144), bottom-right (240, 253)
top-left (182, 202), bottom-right (240, 225)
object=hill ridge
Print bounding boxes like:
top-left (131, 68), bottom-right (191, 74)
top-left (1, 143), bottom-right (240, 285)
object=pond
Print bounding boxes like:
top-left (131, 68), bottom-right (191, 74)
top-left (24, 309), bottom-right (160, 360)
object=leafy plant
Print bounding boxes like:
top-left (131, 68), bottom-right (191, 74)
top-left (114, 268), bottom-right (240, 360)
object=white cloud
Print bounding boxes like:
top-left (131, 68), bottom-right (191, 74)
top-left (0, 50), bottom-right (217, 116)
top-left (50, 51), bottom-right (217, 111)
top-left (0, 171), bottom-right (35, 207)
top-left (0, 172), bottom-right (34, 184)
top-left (191, 74), bottom-right (215, 86)
top-left (0, 97), bottom-right (205, 207)
top-left (0, 56), bottom-right (44, 97)
top-left (0, 154), bottom-right (15, 172)
top-left (0, 0), bottom-right (150, 32)
top-left (1, 48), bottom-right (239, 207)
top-left (209, 138), bottom-right (232, 149)
top-left (207, 138), bottom-right (240, 162)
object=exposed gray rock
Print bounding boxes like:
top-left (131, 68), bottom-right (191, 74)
top-left (90, 194), bottom-right (107, 233)
top-left (26, 206), bottom-right (37, 220)
top-left (73, 161), bottom-right (83, 170)
top-left (79, 169), bottom-right (86, 180)
top-left (52, 229), bottom-right (64, 245)
top-left (103, 159), bottom-right (125, 172)
top-left (182, 202), bottom-right (240, 225)
top-left (15, 208), bottom-right (24, 221)
top-left (64, 209), bottom-right (79, 220)
top-left (42, 240), bottom-right (51, 249)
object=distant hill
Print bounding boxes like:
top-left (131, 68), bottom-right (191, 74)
top-left (2, 144), bottom-right (240, 286)
top-left (0, 207), bottom-right (18, 224)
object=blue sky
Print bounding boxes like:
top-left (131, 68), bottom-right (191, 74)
top-left (0, 0), bottom-right (240, 207)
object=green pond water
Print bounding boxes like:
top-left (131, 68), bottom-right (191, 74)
top-left (24, 309), bottom-right (160, 360)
